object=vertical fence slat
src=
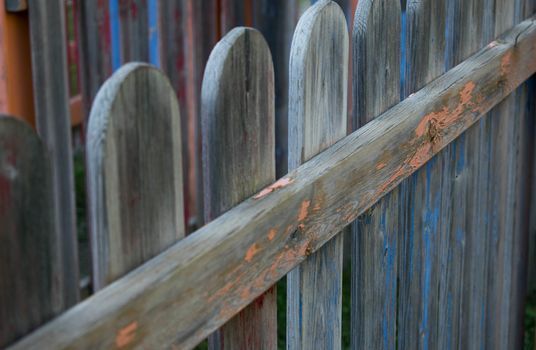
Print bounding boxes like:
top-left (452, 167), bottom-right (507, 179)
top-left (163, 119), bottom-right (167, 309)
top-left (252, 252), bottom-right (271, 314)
top-left (286, 1), bottom-right (348, 349)
top-left (0, 116), bottom-right (64, 347)
top-left (350, 1), bottom-right (400, 349)
top-left (253, 0), bottom-right (298, 178)
top-left (118, 0), bottom-right (149, 62)
top-left (87, 63), bottom-right (185, 291)
top-left (397, 1), bottom-right (449, 349)
top-left (28, 0), bottom-right (79, 307)
top-left (202, 27), bottom-right (276, 350)
top-left (76, 0), bottom-right (112, 114)
top-left (483, 1), bottom-right (519, 348)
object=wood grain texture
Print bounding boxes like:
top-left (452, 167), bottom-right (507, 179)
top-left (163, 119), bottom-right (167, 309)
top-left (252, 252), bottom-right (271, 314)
top-left (118, 0), bottom-right (149, 62)
top-left (483, 1), bottom-right (519, 348)
top-left (252, 0), bottom-right (299, 177)
top-left (160, 0), bottom-right (218, 230)
top-left (286, 2), bottom-right (348, 349)
top-left (28, 0), bottom-right (79, 307)
top-left (201, 27), bottom-right (276, 350)
top-left (0, 116), bottom-right (62, 347)
top-left (350, 0), bottom-right (400, 349)
top-left (9, 17), bottom-right (536, 350)
top-left (76, 0), bottom-right (112, 115)
top-left (397, 1), bottom-right (450, 349)
top-left (87, 63), bottom-right (185, 290)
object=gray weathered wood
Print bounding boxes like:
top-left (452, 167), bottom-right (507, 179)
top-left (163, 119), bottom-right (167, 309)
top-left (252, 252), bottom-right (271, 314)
top-left (76, 0), bottom-right (113, 115)
top-left (397, 1), bottom-right (450, 349)
top-left (350, 0), bottom-right (400, 349)
top-left (483, 1), bottom-right (518, 348)
top-left (253, 0), bottom-right (299, 178)
top-left (0, 116), bottom-right (62, 347)
top-left (9, 17), bottom-right (536, 350)
top-left (28, 0), bottom-right (79, 307)
top-left (201, 27), bottom-right (276, 350)
top-left (118, 0), bottom-right (149, 62)
top-left (286, 2), bottom-right (347, 349)
top-left (87, 63), bottom-right (185, 290)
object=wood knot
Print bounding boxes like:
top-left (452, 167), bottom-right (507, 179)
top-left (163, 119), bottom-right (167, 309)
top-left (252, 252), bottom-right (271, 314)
top-left (428, 119), bottom-right (440, 145)
top-left (305, 243), bottom-right (314, 256)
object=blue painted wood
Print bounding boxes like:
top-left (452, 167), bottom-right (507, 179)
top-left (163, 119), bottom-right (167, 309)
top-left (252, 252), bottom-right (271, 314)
top-left (148, 0), bottom-right (160, 67)
top-left (350, 0), bottom-right (400, 349)
top-left (109, 0), bottom-right (121, 71)
top-left (397, 2), bottom-right (449, 349)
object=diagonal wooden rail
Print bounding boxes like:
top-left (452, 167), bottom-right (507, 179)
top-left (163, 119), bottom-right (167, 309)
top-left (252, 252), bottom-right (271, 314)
top-left (9, 15), bottom-right (536, 350)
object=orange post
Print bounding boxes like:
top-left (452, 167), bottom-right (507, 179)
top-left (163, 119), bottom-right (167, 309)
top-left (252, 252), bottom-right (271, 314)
top-left (0, 2), bottom-right (35, 126)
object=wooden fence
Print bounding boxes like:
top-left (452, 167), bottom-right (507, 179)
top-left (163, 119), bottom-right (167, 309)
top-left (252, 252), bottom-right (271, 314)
top-left (1, 0), bottom-right (536, 349)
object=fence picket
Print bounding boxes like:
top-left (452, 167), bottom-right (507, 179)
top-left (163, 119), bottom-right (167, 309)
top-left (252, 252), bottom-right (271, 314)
top-left (350, 1), bottom-right (400, 349)
top-left (286, 1), bottom-right (347, 349)
top-left (201, 27), bottom-right (276, 349)
top-left (28, 0), bottom-right (79, 307)
top-left (397, 1), bottom-right (449, 349)
top-left (87, 63), bottom-right (185, 291)
top-left (76, 0), bottom-right (112, 114)
top-left (0, 116), bottom-right (64, 347)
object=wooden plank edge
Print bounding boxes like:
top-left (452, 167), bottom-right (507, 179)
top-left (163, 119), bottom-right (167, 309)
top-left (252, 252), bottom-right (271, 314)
top-left (9, 16), bottom-right (536, 350)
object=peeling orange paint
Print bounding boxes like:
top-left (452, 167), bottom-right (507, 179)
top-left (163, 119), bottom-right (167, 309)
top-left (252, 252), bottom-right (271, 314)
top-left (253, 177), bottom-right (294, 199)
top-left (298, 200), bottom-right (311, 221)
top-left (382, 81), bottom-right (483, 200)
top-left (115, 322), bottom-right (138, 348)
top-left (245, 243), bottom-right (261, 262)
top-left (376, 162), bottom-right (387, 170)
top-left (267, 229), bottom-right (277, 241)
top-left (416, 81), bottom-right (477, 139)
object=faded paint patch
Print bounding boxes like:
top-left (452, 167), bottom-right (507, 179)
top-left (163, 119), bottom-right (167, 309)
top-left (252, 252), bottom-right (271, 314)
top-left (267, 229), bottom-right (277, 241)
top-left (253, 177), bottom-right (294, 199)
top-left (115, 321), bottom-right (138, 348)
top-left (379, 81), bottom-right (482, 199)
top-left (298, 200), bottom-right (311, 221)
top-left (376, 162), bottom-right (387, 170)
top-left (245, 243), bottom-right (261, 262)
top-left (501, 51), bottom-right (513, 76)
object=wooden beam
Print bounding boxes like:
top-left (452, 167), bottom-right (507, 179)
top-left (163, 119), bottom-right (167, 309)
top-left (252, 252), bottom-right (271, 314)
top-left (9, 15), bottom-right (536, 350)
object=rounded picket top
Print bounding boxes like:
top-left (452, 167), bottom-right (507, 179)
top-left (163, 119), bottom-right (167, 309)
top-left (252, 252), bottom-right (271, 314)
top-left (87, 63), bottom-right (185, 291)
top-left (289, 0), bottom-right (348, 170)
top-left (353, 0), bottom-right (401, 126)
top-left (0, 115), bottom-right (62, 347)
top-left (201, 27), bottom-right (277, 348)
top-left (201, 27), bottom-right (275, 221)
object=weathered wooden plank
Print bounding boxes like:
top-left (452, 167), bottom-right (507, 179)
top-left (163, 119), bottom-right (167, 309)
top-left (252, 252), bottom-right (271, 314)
top-left (9, 17), bottom-right (536, 350)
top-left (28, 0), bottom-right (79, 306)
top-left (397, 1), bottom-right (449, 349)
top-left (483, 1), bottom-right (520, 348)
top-left (118, 0), bottom-right (149, 62)
top-left (350, 0), bottom-right (400, 349)
top-left (252, 0), bottom-right (299, 178)
top-left (86, 63), bottom-right (185, 290)
top-left (159, 0), bottom-right (218, 230)
top-left (201, 27), bottom-right (276, 350)
top-left (76, 0), bottom-right (112, 114)
top-left (286, 2), bottom-right (347, 349)
top-left (0, 116), bottom-right (63, 347)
